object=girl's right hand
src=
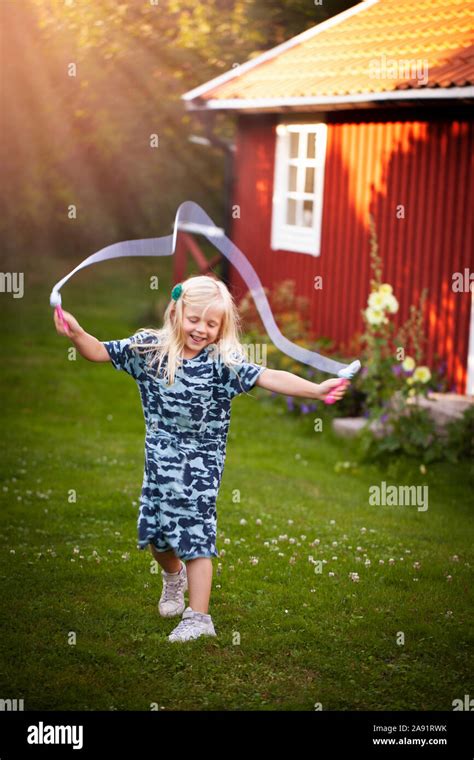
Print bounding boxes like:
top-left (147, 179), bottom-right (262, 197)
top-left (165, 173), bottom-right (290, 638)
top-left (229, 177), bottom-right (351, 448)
top-left (53, 308), bottom-right (81, 338)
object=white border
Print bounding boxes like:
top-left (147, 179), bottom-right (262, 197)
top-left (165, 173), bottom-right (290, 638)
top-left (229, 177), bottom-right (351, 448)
top-left (467, 285), bottom-right (474, 395)
top-left (271, 124), bottom-right (327, 256)
top-left (184, 87), bottom-right (474, 111)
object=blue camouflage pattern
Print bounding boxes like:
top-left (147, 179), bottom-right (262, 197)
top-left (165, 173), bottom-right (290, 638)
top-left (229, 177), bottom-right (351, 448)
top-left (102, 331), bottom-right (266, 561)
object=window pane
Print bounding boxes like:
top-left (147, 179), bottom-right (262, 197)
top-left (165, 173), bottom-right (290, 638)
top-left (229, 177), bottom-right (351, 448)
top-left (304, 167), bottom-right (315, 193)
top-left (289, 165), bottom-right (298, 192)
top-left (286, 198), bottom-right (296, 225)
top-left (303, 201), bottom-right (313, 227)
top-left (289, 132), bottom-right (299, 158)
top-left (307, 132), bottom-right (316, 159)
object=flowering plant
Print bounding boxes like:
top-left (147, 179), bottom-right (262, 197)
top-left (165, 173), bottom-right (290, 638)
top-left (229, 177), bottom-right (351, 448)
top-left (358, 214), bottom-right (444, 419)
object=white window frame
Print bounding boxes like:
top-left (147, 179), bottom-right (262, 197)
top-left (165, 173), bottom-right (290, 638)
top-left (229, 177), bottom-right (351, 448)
top-left (271, 122), bottom-right (327, 256)
top-left (467, 284), bottom-right (474, 395)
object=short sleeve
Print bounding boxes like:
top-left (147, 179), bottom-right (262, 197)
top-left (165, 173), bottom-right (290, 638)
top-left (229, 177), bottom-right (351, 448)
top-left (102, 331), bottom-right (150, 380)
top-left (220, 360), bottom-right (266, 399)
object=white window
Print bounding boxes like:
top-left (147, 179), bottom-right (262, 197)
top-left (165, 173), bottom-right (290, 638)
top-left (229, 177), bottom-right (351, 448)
top-left (271, 123), bottom-right (327, 256)
top-left (467, 284), bottom-right (474, 395)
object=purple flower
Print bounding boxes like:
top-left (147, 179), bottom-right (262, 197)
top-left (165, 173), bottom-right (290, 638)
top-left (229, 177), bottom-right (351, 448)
top-left (301, 404), bottom-right (309, 414)
top-left (380, 414), bottom-right (389, 423)
top-left (286, 396), bottom-right (294, 411)
top-left (391, 364), bottom-right (403, 376)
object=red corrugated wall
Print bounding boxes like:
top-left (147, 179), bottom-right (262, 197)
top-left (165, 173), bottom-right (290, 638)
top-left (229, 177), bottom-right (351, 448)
top-left (229, 113), bottom-right (474, 393)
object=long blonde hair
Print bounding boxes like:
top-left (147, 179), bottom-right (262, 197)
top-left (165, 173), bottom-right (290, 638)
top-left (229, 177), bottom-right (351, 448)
top-left (131, 274), bottom-right (253, 387)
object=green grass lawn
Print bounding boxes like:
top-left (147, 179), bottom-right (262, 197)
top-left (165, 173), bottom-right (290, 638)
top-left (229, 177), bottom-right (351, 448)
top-left (0, 254), bottom-right (473, 711)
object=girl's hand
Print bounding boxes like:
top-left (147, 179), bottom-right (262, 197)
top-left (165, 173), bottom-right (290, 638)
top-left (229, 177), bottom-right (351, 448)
top-left (53, 308), bottom-right (82, 339)
top-left (317, 378), bottom-right (349, 402)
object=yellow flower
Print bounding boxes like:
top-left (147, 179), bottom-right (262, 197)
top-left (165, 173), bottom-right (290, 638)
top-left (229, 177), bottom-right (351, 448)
top-left (406, 376), bottom-right (415, 386)
top-left (379, 284), bottom-right (393, 294)
top-left (402, 356), bottom-right (415, 372)
top-left (365, 307), bottom-right (385, 325)
top-left (368, 291), bottom-right (385, 309)
top-left (413, 366), bottom-right (431, 383)
top-left (384, 293), bottom-right (399, 314)
top-left (408, 388), bottom-right (416, 397)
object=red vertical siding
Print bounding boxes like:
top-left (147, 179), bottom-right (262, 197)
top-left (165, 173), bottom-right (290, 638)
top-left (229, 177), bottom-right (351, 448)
top-left (230, 114), bottom-right (474, 393)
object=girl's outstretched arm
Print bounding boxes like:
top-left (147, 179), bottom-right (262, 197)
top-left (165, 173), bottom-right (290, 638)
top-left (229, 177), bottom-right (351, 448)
top-left (255, 368), bottom-right (349, 403)
top-left (53, 309), bottom-right (110, 362)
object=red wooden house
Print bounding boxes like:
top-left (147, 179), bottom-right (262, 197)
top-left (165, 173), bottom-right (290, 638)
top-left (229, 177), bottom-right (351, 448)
top-left (183, 0), bottom-right (474, 394)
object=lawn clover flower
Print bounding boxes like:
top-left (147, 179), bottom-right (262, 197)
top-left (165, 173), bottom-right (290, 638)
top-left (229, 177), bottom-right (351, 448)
top-left (349, 572), bottom-right (360, 582)
top-left (413, 562), bottom-right (421, 570)
top-left (250, 557), bottom-right (259, 565)
top-left (240, 518), bottom-right (247, 525)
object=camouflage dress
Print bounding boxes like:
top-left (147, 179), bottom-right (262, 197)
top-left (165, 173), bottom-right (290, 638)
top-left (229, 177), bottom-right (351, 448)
top-left (102, 332), bottom-right (265, 561)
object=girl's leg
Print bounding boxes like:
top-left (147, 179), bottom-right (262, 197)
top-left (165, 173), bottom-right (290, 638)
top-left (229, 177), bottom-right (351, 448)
top-left (149, 545), bottom-right (182, 574)
top-left (186, 557), bottom-right (213, 614)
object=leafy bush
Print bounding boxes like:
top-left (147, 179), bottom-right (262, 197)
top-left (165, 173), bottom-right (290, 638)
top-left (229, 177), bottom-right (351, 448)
top-left (356, 406), bottom-right (450, 465)
top-left (239, 279), bottom-right (354, 416)
top-left (445, 405), bottom-right (474, 461)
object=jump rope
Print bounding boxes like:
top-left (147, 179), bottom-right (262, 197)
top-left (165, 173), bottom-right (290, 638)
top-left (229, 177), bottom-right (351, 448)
top-left (50, 201), bottom-right (360, 404)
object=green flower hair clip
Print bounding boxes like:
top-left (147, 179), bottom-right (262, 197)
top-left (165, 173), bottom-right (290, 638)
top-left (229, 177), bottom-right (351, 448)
top-left (171, 283), bottom-right (183, 302)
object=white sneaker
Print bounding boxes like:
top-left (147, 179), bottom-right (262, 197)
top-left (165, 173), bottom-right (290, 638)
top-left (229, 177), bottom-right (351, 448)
top-left (158, 561), bottom-right (188, 617)
top-left (168, 606), bottom-right (216, 642)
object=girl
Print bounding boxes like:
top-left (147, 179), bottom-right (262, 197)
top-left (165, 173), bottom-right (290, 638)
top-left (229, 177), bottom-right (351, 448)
top-left (53, 275), bottom-right (348, 643)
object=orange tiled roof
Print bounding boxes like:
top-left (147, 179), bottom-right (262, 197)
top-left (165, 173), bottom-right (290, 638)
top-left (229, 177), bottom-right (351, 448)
top-left (183, 0), bottom-right (474, 108)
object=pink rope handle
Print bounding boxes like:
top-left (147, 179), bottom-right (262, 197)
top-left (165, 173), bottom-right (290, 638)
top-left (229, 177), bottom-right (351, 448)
top-left (323, 378), bottom-right (349, 405)
top-left (55, 305), bottom-right (71, 337)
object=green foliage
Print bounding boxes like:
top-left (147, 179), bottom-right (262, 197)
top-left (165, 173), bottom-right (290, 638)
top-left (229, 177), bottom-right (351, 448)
top-left (1, 0), bottom-right (358, 263)
top-left (239, 279), bottom-right (352, 416)
top-left (445, 405), bottom-right (474, 462)
top-left (357, 407), bottom-right (451, 465)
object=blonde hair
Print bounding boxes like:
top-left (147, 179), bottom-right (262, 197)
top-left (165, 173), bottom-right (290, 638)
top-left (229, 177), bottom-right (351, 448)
top-left (131, 274), bottom-right (253, 387)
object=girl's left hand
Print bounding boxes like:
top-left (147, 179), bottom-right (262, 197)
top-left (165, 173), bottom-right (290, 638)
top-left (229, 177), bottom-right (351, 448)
top-left (317, 378), bottom-right (349, 402)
